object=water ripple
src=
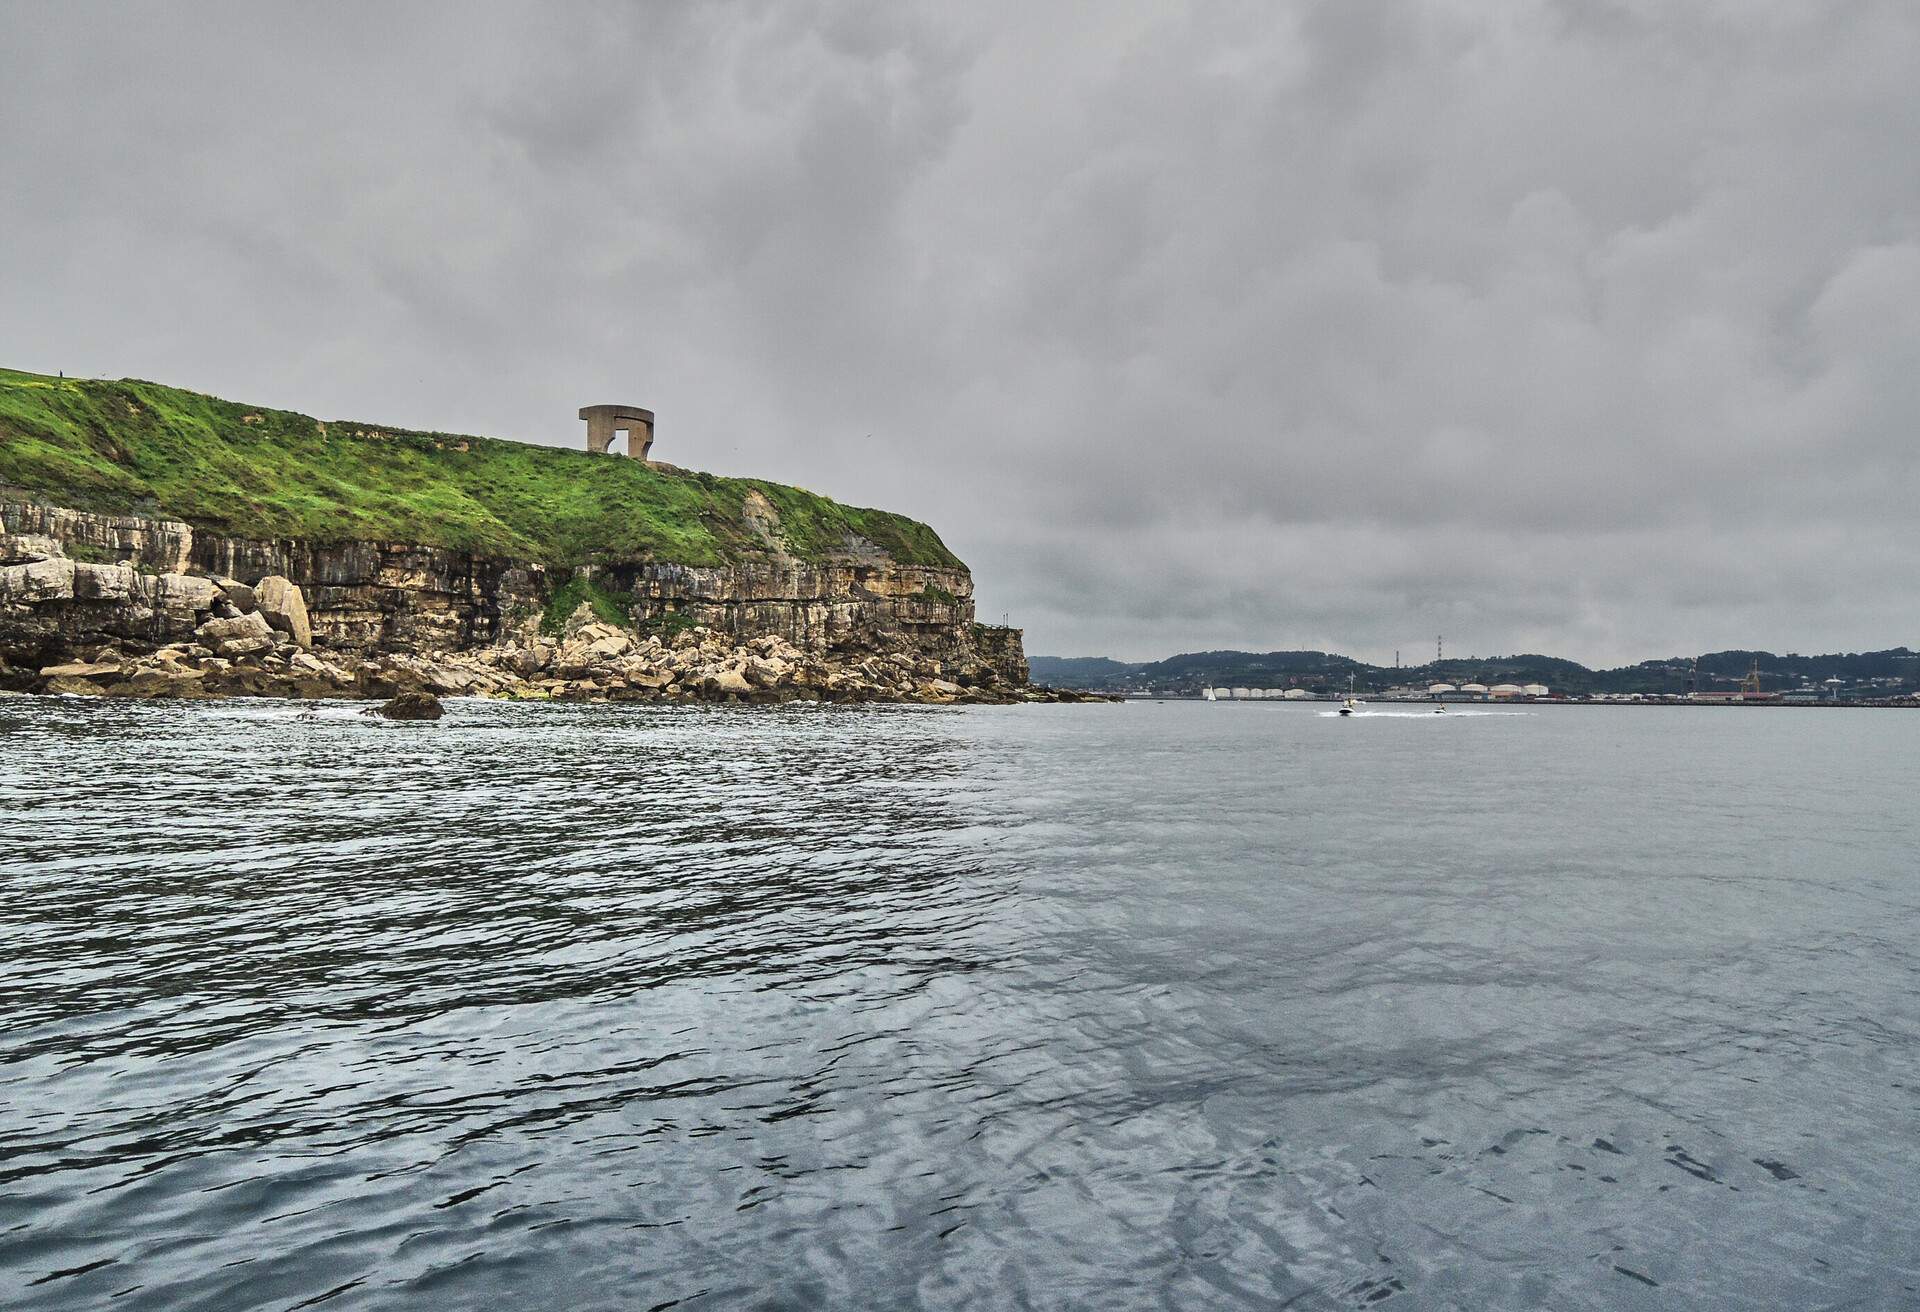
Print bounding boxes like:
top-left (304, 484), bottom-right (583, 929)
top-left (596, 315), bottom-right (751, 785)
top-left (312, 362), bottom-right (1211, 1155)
top-left (3, 698), bottom-right (1918, 1309)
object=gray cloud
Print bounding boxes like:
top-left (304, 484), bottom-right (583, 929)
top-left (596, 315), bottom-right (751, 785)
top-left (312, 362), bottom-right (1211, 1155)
top-left (3, 0), bottom-right (1917, 663)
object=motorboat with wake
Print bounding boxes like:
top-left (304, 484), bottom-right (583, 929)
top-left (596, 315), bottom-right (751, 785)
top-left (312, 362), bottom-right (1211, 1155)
top-left (1338, 675), bottom-right (1361, 716)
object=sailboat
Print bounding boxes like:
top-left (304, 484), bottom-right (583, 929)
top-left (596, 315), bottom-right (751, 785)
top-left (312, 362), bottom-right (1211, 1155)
top-left (1203, 686), bottom-right (1217, 702)
top-left (1338, 674), bottom-right (1360, 716)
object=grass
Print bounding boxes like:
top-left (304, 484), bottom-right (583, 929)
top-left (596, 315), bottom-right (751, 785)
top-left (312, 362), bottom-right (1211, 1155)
top-left (540, 576), bottom-right (635, 636)
top-left (635, 610), bottom-right (702, 641)
top-left (0, 368), bottom-right (963, 570)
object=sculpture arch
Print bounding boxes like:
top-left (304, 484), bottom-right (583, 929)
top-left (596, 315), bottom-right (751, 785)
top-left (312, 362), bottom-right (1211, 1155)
top-left (580, 404), bottom-right (655, 460)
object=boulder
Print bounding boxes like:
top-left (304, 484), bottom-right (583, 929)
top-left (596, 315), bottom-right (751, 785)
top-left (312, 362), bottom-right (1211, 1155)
top-left (743, 655), bottom-right (790, 688)
top-left (823, 670), bottom-right (871, 699)
top-left (0, 533), bottom-right (61, 565)
top-left (302, 657), bottom-right (355, 688)
top-left (621, 663), bottom-right (675, 689)
top-left (561, 601), bottom-right (601, 639)
top-left (152, 573), bottom-right (218, 614)
top-left (421, 662), bottom-right (483, 694)
top-left (121, 666), bottom-right (208, 698)
top-left (43, 675), bottom-right (106, 696)
top-left (253, 576), bottom-right (312, 649)
top-left (196, 610), bottom-right (276, 657)
top-left (703, 668), bottom-right (752, 697)
top-left (369, 690), bottom-right (444, 721)
top-left (72, 563), bottom-right (138, 603)
top-left (503, 643), bottom-right (552, 675)
top-left (211, 578), bottom-right (258, 613)
top-left (585, 631), bottom-right (634, 662)
top-left (0, 556), bottom-right (76, 603)
top-left (39, 659), bottom-right (124, 679)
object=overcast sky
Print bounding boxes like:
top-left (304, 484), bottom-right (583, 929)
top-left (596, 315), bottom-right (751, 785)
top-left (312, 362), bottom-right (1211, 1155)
top-left (4, 1), bottom-right (1917, 664)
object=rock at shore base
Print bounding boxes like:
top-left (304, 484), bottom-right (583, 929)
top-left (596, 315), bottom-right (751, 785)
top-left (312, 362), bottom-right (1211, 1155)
top-left (253, 576), bottom-right (313, 649)
top-left (368, 691), bottom-right (444, 721)
top-left (4, 538), bottom-right (1078, 707)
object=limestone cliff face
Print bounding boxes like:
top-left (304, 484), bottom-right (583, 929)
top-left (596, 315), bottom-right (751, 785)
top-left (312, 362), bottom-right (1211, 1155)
top-left (1, 495), bottom-right (1028, 685)
top-left (617, 559), bottom-right (978, 656)
top-left (1, 501), bottom-right (194, 573)
top-left (187, 534), bottom-right (541, 652)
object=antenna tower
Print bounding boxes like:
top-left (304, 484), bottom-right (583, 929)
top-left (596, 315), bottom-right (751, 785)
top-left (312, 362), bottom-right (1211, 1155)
top-left (1436, 635), bottom-right (1443, 665)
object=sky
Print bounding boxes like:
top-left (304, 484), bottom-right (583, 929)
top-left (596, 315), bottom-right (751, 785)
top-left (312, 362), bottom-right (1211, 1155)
top-left (4, 1), bottom-right (1918, 665)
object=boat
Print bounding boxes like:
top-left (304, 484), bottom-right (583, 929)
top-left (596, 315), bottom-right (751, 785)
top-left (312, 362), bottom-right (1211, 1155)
top-left (1338, 675), bottom-right (1359, 716)
top-left (1203, 686), bottom-right (1217, 702)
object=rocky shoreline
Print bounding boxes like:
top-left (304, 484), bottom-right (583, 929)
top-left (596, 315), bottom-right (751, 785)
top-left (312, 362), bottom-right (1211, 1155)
top-left (1, 536), bottom-right (1098, 707)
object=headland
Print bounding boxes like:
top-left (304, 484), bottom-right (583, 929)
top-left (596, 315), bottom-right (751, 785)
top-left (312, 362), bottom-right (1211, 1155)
top-left (0, 368), bottom-right (1093, 704)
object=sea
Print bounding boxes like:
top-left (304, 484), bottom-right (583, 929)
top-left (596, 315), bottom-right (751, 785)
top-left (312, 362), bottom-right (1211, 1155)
top-left (2, 696), bottom-right (1916, 1310)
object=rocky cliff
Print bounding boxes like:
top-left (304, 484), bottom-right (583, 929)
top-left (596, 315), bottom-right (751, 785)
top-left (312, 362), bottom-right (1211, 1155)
top-left (0, 532), bottom-right (1043, 705)
top-left (0, 369), bottom-right (1041, 700)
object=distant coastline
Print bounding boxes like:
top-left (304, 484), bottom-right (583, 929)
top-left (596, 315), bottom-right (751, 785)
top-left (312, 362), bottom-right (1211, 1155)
top-left (1110, 694), bottom-right (1919, 709)
top-left (1032, 648), bottom-right (1920, 705)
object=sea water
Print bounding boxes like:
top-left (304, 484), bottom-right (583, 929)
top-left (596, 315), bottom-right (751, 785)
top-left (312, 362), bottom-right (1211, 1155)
top-left (2, 697), bottom-right (1916, 1309)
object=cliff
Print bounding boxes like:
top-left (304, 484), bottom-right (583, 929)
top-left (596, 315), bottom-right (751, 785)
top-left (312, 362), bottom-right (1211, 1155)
top-left (0, 368), bottom-right (1039, 699)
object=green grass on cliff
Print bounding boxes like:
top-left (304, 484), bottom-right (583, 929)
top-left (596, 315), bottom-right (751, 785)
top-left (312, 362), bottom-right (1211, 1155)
top-left (0, 368), bottom-right (961, 570)
top-left (539, 577), bottom-right (634, 635)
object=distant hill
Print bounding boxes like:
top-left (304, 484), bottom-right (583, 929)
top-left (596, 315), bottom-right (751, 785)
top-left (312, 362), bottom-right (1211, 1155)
top-left (1022, 656), bottom-right (1140, 685)
top-left (1029, 648), bottom-right (1920, 697)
